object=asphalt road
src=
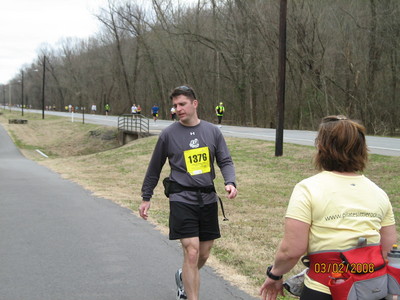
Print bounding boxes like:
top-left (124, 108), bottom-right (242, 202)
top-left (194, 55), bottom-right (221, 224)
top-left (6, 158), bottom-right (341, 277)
top-left (0, 124), bottom-right (257, 300)
top-left (21, 109), bottom-right (400, 157)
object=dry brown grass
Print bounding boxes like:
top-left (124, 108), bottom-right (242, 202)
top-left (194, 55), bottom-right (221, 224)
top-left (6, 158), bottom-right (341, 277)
top-left (1, 110), bottom-right (399, 299)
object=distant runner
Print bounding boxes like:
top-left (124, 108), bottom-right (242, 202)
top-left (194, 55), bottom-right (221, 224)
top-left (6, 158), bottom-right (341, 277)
top-left (152, 104), bottom-right (159, 123)
top-left (215, 102), bottom-right (225, 127)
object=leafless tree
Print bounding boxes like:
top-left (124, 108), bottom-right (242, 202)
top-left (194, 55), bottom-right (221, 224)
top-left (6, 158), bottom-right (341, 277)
top-left (11, 0), bottom-right (400, 135)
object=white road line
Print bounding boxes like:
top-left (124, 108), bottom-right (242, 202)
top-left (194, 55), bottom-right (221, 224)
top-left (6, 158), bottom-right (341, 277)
top-left (284, 137), bottom-right (314, 142)
top-left (369, 146), bottom-right (400, 152)
top-left (36, 149), bottom-right (49, 158)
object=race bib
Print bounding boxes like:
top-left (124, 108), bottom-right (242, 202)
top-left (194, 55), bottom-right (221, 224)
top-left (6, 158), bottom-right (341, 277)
top-left (184, 147), bottom-right (211, 175)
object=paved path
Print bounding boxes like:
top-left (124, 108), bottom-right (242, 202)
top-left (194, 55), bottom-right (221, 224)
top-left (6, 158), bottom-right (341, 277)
top-left (0, 124), bottom-right (257, 300)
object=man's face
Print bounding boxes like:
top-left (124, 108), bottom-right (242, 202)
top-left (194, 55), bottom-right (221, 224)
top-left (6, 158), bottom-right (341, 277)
top-left (172, 95), bottom-right (198, 124)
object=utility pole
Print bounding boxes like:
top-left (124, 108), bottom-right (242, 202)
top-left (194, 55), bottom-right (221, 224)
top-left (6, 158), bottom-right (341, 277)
top-left (42, 55), bottom-right (46, 119)
top-left (9, 83), bottom-right (12, 112)
top-left (2, 85), bottom-right (5, 109)
top-left (21, 70), bottom-right (24, 116)
top-left (275, 0), bottom-right (287, 157)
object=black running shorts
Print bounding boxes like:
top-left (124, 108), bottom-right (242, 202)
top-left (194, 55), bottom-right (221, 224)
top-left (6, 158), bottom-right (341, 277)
top-left (169, 201), bottom-right (220, 241)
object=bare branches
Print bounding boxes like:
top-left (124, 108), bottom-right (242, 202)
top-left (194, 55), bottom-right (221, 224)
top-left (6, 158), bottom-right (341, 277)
top-left (11, 0), bottom-right (400, 134)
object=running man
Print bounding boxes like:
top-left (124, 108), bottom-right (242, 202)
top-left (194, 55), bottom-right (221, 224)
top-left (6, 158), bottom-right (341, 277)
top-left (215, 102), bottom-right (225, 127)
top-left (105, 103), bottom-right (110, 116)
top-left (131, 104), bottom-right (138, 115)
top-left (151, 104), bottom-right (159, 123)
top-left (139, 85), bottom-right (237, 300)
top-left (171, 106), bottom-right (177, 121)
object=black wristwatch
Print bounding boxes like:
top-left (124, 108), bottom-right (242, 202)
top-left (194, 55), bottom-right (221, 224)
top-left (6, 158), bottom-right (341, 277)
top-left (266, 265), bottom-right (283, 280)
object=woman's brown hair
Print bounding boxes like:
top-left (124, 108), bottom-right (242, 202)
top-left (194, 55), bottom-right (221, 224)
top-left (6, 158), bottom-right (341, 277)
top-left (314, 115), bottom-right (368, 172)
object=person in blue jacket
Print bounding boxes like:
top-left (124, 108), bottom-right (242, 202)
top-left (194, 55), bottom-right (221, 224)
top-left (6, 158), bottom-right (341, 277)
top-left (151, 104), bottom-right (159, 123)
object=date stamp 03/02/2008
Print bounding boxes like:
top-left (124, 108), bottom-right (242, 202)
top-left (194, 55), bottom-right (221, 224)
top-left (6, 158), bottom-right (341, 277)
top-left (313, 263), bottom-right (376, 274)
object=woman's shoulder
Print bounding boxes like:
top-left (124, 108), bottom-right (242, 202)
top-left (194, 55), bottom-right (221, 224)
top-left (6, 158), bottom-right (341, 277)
top-left (297, 172), bottom-right (325, 184)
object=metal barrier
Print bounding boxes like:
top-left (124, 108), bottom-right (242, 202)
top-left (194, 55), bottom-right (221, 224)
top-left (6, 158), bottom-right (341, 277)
top-left (117, 114), bottom-right (150, 135)
top-left (118, 114), bottom-right (150, 134)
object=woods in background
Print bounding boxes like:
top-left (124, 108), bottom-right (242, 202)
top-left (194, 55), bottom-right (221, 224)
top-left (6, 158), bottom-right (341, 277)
top-left (4, 0), bottom-right (399, 135)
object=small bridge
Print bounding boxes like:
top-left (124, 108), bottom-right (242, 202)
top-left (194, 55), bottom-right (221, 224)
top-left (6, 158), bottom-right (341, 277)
top-left (117, 114), bottom-right (150, 145)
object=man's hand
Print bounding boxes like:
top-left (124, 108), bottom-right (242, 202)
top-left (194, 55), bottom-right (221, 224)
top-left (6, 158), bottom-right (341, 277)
top-left (225, 184), bottom-right (237, 199)
top-left (139, 201), bottom-right (151, 220)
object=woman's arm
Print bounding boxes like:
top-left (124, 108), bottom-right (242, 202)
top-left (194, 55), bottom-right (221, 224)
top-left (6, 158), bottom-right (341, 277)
top-left (271, 218), bottom-right (309, 275)
top-left (260, 218), bottom-right (309, 300)
top-left (380, 224), bottom-right (397, 258)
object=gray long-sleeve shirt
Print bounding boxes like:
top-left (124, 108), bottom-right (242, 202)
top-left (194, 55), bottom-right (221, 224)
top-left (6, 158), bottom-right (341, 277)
top-left (141, 120), bottom-right (236, 205)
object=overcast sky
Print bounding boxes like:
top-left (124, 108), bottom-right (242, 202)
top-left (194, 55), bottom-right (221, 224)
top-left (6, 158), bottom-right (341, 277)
top-left (0, 0), bottom-right (108, 84)
top-left (0, 0), bottom-right (196, 85)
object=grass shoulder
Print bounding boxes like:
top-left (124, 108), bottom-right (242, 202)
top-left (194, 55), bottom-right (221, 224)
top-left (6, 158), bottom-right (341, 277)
top-left (1, 109), bottom-right (398, 299)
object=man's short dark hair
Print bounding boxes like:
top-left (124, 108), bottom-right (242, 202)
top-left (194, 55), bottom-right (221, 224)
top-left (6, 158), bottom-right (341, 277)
top-left (169, 85), bottom-right (197, 100)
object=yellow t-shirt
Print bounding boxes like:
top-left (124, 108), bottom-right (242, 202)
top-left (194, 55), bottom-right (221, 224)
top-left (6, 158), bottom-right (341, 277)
top-left (286, 171), bottom-right (395, 294)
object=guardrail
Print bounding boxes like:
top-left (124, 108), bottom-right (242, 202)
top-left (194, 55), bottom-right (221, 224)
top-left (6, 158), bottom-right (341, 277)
top-left (117, 114), bottom-right (149, 135)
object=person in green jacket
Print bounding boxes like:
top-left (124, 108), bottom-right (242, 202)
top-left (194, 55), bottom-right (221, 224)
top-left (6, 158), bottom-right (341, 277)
top-left (105, 103), bottom-right (110, 116)
top-left (215, 102), bottom-right (225, 127)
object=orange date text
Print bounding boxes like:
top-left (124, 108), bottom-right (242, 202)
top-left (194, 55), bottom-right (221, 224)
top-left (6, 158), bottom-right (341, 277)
top-left (313, 263), bottom-right (375, 274)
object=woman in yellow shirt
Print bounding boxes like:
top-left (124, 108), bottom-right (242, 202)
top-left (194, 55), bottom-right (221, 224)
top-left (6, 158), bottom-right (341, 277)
top-left (260, 115), bottom-right (397, 300)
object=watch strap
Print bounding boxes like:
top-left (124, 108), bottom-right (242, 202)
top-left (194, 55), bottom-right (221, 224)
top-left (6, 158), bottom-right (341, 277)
top-left (266, 265), bottom-right (283, 280)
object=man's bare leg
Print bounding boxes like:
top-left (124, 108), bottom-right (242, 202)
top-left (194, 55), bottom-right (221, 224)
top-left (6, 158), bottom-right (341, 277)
top-left (181, 237), bottom-right (200, 300)
top-left (198, 240), bottom-right (214, 269)
top-left (180, 238), bottom-right (214, 300)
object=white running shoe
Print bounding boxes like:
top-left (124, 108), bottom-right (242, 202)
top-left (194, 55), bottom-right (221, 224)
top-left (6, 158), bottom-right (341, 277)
top-left (175, 269), bottom-right (187, 300)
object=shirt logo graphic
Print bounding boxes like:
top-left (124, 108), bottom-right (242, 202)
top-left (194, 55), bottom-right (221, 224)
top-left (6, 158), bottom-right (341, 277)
top-left (190, 132), bottom-right (195, 135)
top-left (189, 138), bottom-right (200, 148)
